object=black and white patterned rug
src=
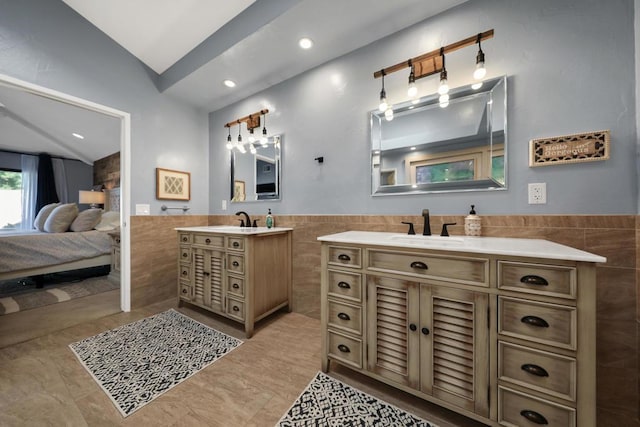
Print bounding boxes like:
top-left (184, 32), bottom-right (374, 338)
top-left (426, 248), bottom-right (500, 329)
top-left (69, 309), bottom-right (242, 417)
top-left (277, 372), bottom-right (437, 426)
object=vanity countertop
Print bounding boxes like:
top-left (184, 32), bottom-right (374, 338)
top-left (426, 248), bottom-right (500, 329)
top-left (317, 231), bottom-right (606, 263)
top-left (175, 225), bottom-right (292, 235)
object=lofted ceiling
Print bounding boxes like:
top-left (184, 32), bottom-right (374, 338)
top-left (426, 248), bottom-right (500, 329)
top-left (0, 0), bottom-right (466, 163)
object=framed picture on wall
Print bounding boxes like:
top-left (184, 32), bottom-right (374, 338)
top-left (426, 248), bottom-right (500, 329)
top-left (233, 180), bottom-right (246, 202)
top-left (156, 168), bottom-right (191, 201)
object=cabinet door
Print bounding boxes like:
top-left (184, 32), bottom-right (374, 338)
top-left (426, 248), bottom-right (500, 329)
top-left (367, 276), bottom-right (420, 389)
top-left (420, 286), bottom-right (489, 417)
top-left (193, 247), bottom-right (225, 313)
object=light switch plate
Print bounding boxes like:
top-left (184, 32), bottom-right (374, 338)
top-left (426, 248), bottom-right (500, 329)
top-left (135, 204), bottom-right (150, 215)
top-left (221, 200), bottom-right (227, 211)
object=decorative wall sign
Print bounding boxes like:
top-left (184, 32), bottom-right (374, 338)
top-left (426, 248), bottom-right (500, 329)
top-left (156, 168), bottom-right (191, 200)
top-left (529, 130), bottom-right (610, 167)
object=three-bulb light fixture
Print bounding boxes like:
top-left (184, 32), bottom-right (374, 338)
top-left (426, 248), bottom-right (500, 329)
top-left (224, 109), bottom-right (270, 153)
top-left (375, 30), bottom-right (493, 121)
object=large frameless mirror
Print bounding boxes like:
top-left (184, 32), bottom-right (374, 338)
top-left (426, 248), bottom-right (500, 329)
top-left (230, 134), bottom-right (281, 202)
top-left (370, 75), bottom-right (507, 195)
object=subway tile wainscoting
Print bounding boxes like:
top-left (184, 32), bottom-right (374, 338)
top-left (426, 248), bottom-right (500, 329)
top-left (130, 214), bottom-right (639, 426)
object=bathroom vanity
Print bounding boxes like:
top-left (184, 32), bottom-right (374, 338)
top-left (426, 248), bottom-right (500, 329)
top-left (176, 226), bottom-right (292, 338)
top-left (318, 231), bottom-right (605, 427)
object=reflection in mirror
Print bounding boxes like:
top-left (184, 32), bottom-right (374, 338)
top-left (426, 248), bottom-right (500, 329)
top-left (371, 76), bottom-right (507, 195)
top-left (230, 134), bottom-right (281, 202)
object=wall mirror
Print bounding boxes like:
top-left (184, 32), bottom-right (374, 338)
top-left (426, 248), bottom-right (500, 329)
top-left (371, 75), bottom-right (507, 195)
top-left (230, 134), bottom-right (281, 202)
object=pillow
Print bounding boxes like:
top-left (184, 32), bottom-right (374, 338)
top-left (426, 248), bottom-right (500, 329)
top-left (94, 211), bottom-right (120, 231)
top-left (33, 202), bottom-right (60, 231)
top-left (70, 208), bottom-right (102, 232)
top-left (43, 203), bottom-right (79, 233)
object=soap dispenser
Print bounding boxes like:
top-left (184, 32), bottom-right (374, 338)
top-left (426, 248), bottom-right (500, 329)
top-left (464, 205), bottom-right (481, 236)
top-left (265, 209), bottom-right (274, 229)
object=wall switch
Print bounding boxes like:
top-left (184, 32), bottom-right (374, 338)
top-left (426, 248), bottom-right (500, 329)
top-left (135, 204), bottom-right (150, 215)
top-left (528, 183), bottom-right (547, 204)
top-left (221, 200), bottom-right (227, 211)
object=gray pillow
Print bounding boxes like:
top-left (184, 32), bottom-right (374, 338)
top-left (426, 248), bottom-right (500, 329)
top-left (44, 203), bottom-right (79, 233)
top-left (33, 202), bottom-right (60, 231)
top-left (70, 208), bottom-right (102, 232)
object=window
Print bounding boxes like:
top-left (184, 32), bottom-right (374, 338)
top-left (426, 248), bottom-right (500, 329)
top-left (0, 169), bottom-right (22, 230)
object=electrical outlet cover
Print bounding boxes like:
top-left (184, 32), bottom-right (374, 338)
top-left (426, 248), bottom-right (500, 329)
top-left (528, 183), bottom-right (547, 204)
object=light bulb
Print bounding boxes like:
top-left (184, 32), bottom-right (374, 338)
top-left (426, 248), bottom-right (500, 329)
top-left (226, 141), bottom-right (233, 150)
top-left (248, 128), bottom-right (256, 143)
top-left (439, 101), bottom-right (449, 109)
top-left (439, 94), bottom-right (449, 104)
top-left (261, 126), bottom-right (268, 146)
top-left (473, 62), bottom-right (486, 80)
top-left (379, 95), bottom-right (388, 112)
top-left (384, 108), bottom-right (394, 121)
top-left (407, 82), bottom-right (418, 98)
top-left (237, 144), bottom-right (246, 154)
top-left (250, 144), bottom-right (257, 154)
top-left (438, 75), bottom-right (449, 95)
top-left (226, 133), bottom-right (232, 149)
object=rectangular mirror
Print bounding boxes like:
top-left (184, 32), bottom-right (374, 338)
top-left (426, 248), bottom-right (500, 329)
top-left (230, 134), bottom-right (281, 202)
top-left (371, 76), bottom-right (507, 195)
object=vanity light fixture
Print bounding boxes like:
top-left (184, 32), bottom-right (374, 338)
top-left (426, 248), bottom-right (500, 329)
top-left (248, 123), bottom-right (256, 143)
top-left (438, 48), bottom-right (449, 96)
top-left (224, 109), bottom-right (269, 151)
top-left (407, 61), bottom-right (418, 98)
top-left (260, 112), bottom-right (268, 146)
top-left (473, 33), bottom-right (487, 80)
top-left (378, 71), bottom-right (388, 112)
top-left (226, 127), bottom-right (233, 150)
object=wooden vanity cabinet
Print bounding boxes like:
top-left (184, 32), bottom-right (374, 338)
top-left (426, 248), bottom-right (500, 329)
top-left (177, 229), bottom-right (291, 338)
top-left (320, 238), bottom-right (598, 427)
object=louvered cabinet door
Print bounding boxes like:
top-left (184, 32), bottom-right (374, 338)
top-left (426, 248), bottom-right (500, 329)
top-left (192, 247), bottom-right (225, 313)
top-left (419, 285), bottom-right (489, 417)
top-left (367, 276), bottom-right (420, 389)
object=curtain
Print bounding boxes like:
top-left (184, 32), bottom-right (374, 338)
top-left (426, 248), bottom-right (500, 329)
top-left (52, 158), bottom-right (68, 203)
top-left (35, 153), bottom-right (59, 212)
top-left (20, 154), bottom-right (38, 230)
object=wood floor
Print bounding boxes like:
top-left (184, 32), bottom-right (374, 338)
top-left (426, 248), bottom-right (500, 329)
top-left (0, 299), bottom-right (485, 426)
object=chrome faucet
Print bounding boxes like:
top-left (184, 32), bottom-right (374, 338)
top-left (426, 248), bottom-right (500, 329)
top-left (422, 209), bottom-right (431, 236)
top-left (235, 211), bottom-right (252, 227)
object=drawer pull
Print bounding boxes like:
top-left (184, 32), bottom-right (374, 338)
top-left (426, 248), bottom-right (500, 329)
top-left (337, 281), bottom-right (351, 289)
top-left (232, 283), bottom-right (240, 289)
top-left (337, 312), bottom-right (351, 321)
top-left (233, 241), bottom-right (240, 247)
top-left (182, 270), bottom-right (188, 276)
top-left (232, 261), bottom-right (240, 267)
top-left (521, 315), bottom-right (549, 328)
top-left (203, 272), bottom-right (210, 276)
top-left (421, 327), bottom-right (430, 335)
top-left (409, 324), bottom-right (417, 331)
top-left (232, 305), bottom-right (240, 312)
top-left (520, 410), bottom-right (548, 425)
top-left (338, 254), bottom-right (351, 261)
top-left (182, 236), bottom-right (188, 242)
top-left (521, 363), bottom-right (549, 377)
top-left (205, 238), bottom-right (211, 244)
top-left (520, 275), bottom-right (549, 286)
top-left (410, 261), bottom-right (428, 270)
top-left (337, 344), bottom-right (350, 353)
top-left (182, 253), bottom-right (188, 258)
top-left (182, 288), bottom-right (187, 294)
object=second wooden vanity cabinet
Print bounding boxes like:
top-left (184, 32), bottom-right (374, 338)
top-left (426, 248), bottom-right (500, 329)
top-left (177, 227), bottom-right (292, 338)
top-left (319, 232), bottom-right (604, 427)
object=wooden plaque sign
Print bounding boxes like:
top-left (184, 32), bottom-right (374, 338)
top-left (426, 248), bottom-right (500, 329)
top-left (529, 130), bottom-right (610, 167)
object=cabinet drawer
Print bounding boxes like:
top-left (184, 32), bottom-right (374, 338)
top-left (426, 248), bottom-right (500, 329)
top-left (178, 264), bottom-right (191, 281)
top-left (498, 261), bottom-right (576, 299)
top-left (178, 233), bottom-right (192, 244)
top-left (328, 246), bottom-right (362, 268)
top-left (194, 234), bottom-right (224, 247)
top-left (179, 282), bottom-right (192, 300)
top-left (179, 246), bottom-right (191, 262)
top-left (499, 297), bottom-right (576, 350)
top-left (327, 330), bottom-right (362, 369)
top-left (328, 270), bottom-right (362, 302)
top-left (227, 254), bottom-right (245, 274)
top-left (368, 250), bottom-right (488, 286)
top-left (499, 386), bottom-right (575, 427)
top-left (327, 300), bottom-right (362, 335)
top-left (499, 341), bottom-right (576, 401)
top-left (227, 275), bottom-right (245, 298)
top-left (226, 298), bottom-right (245, 321)
top-left (227, 237), bottom-right (245, 252)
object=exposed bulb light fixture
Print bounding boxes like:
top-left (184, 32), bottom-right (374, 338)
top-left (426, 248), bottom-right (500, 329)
top-left (384, 107), bottom-right (394, 121)
top-left (224, 109), bottom-right (270, 152)
top-left (407, 62), bottom-right (418, 98)
top-left (223, 79), bottom-right (236, 88)
top-left (378, 70), bottom-right (388, 112)
top-left (260, 112), bottom-right (268, 146)
top-left (247, 121), bottom-right (256, 143)
top-left (237, 124), bottom-right (242, 143)
top-left (226, 127), bottom-right (233, 150)
top-left (473, 33), bottom-right (487, 80)
top-left (438, 48), bottom-right (449, 96)
top-left (298, 37), bottom-right (313, 49)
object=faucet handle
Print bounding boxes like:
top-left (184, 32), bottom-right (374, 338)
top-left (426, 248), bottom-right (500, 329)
top-left (238, 219), bottom-right (245, 227)
top-left (252, 219), bottom-right (259, 227)
top-left (401, 221), bottom-right (416, 235)
top-left (440, 222), bottom-right (457, 237)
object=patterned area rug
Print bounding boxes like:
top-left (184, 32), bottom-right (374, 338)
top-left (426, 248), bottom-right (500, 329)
top-left (277, 372), bottom-right (437, 426)
top-left (0, 275), bottom-right (119, 315)
top-left (69, 309), bottom-right (243, 417)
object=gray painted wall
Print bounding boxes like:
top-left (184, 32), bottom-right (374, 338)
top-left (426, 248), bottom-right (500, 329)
top-left (0, 0), bottom-right (210, 215)
top-left (209, 0), bottom-right (637, 215)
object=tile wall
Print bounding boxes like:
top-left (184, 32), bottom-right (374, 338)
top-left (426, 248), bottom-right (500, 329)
top-left (130, 214), bottom-right (638, 425)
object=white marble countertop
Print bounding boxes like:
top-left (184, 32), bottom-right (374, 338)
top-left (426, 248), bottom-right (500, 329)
top-left (175, 225), bottom-right (293, 235)
top-left (317, 231), bottom-right (607, 263)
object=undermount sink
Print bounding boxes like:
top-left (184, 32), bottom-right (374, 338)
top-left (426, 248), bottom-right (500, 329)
top-left (389, 234), bottom-right (465, 245)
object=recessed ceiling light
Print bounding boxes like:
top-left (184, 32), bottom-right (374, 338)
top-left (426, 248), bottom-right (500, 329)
top-left (298, 37), bottom-right (313, 49)
top-left (223, 79), bottom-right (236, 88)
top-left (72, 133), bottom-right (84, 139)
